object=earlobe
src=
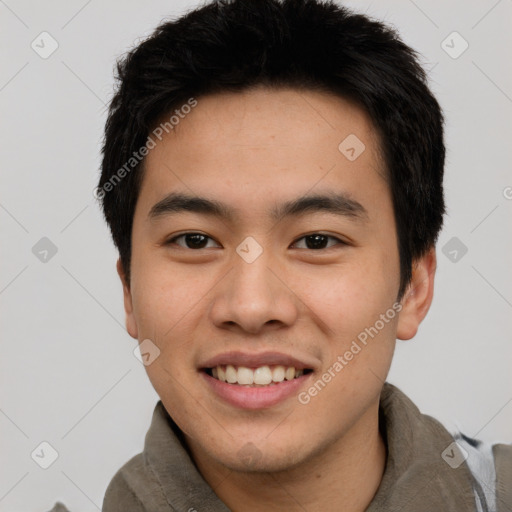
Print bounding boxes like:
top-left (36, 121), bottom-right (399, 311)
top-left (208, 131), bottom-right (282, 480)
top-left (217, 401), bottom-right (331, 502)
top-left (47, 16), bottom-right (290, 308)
top-left (116, 259), bottom-right (139, 340)
top-left (396, 248), bottom-right (437, 341)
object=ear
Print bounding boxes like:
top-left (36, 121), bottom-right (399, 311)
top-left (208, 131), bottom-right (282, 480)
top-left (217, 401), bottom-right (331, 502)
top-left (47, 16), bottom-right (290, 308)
top-left (117, 258), bottom-right (138, 340)
top-left (396, 247), bottom-right (437, 340)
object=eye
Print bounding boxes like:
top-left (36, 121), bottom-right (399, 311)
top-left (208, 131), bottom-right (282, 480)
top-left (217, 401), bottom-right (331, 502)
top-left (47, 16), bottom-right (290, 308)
top-left (291, 233), bottom-right (346, 250)
top-left (166, 232), bottom-right (220, 249)
top-left (165, 232), bottom-right (346, 250)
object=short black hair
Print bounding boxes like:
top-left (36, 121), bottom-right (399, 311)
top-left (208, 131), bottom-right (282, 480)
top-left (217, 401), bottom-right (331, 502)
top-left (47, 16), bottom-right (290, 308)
top-left (98, 0), bottom-right (445, 300)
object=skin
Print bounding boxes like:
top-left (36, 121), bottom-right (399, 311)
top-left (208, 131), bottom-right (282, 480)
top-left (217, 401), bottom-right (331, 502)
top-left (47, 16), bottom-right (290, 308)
top-left (118, 86), bottom-right (436, 512)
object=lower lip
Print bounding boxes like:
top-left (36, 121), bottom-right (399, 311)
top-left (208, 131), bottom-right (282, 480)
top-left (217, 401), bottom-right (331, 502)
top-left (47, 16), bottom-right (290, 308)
top-left (201, 371), bottom-right (312, 410)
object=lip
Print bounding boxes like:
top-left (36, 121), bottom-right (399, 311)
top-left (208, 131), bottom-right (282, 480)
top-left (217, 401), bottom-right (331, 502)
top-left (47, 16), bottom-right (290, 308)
top-left (201, 370), bottom-right (313, 410)
top-left (199, 350), bottom-right (318, 371)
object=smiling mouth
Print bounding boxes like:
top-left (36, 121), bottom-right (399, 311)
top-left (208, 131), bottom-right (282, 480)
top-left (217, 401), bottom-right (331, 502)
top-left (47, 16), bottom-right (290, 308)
top-left (203, 364), bottom-right (313, 387)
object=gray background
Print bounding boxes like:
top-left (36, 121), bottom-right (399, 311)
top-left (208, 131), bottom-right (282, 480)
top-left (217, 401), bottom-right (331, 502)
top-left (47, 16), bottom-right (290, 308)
top-left (1, 0), bottom-right (511, 510)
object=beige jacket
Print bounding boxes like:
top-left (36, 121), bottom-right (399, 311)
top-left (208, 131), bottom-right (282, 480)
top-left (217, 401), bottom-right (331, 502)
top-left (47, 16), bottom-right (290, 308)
top-left (51, 383), bottom-right (512, 511)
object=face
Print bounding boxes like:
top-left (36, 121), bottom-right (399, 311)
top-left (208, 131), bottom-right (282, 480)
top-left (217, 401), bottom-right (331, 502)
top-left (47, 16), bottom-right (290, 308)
top-left (120, 86), bottom-right (423, 473)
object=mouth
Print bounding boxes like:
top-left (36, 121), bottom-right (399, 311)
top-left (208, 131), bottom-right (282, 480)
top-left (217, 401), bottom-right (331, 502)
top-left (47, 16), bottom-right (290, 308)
top-left (199, 351), bottom-right (317, 409)
top-left (203, 364), bottom-right (314, 387)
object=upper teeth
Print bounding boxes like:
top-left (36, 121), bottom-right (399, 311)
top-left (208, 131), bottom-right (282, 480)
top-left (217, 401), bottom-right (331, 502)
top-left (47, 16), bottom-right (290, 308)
top-left (212, 365), bottom-right (304, 386)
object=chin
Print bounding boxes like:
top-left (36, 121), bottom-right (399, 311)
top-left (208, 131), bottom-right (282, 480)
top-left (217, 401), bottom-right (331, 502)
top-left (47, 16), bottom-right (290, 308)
top-left (203, 434), bottom-right (317, 474)
top-left (221, 449), bottom-right (308, 474)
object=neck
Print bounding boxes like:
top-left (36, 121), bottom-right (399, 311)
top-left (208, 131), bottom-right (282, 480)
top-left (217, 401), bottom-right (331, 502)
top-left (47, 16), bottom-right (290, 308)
top-left (188, 402), bottom-right (387, 512)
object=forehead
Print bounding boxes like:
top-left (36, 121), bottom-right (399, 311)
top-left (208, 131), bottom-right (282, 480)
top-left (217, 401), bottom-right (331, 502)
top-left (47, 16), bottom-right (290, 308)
top-left (138, 86), bottom-right (388, 220)
top-left (151, 86), bottom-right (381, 161)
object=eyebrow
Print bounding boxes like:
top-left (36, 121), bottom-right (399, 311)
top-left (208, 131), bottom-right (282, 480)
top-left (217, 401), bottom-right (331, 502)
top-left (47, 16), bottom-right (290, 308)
top-left (148, 191), bottom-right (369, 223)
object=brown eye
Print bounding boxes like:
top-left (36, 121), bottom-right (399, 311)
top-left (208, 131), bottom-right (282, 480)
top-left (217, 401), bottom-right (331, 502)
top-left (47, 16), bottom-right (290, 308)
top-left (292, 234), bottom-right (345, 250)
top-left (166, 233), bottom-right (220, 249)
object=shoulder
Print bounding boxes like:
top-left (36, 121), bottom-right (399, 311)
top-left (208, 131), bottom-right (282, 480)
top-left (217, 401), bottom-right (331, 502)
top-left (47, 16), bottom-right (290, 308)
top-left (46, 503), bottom-right (72, 512)
top-left (102, 453), bottom-right (148, 512)
top-left (493, 442), bottom-right (512, 512)
top-left (454, 433), bottom-right (512, 512)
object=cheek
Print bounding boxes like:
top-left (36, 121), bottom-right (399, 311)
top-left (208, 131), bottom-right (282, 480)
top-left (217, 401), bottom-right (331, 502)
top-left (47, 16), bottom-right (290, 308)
top-left (130, 252), bottom-right (203, 330)
top-left (129, 257), bottom-right (216, 391)
top-left (297, 252), bottom-right (398, 328)
top-left (130, 266), bottom-right (200, 402)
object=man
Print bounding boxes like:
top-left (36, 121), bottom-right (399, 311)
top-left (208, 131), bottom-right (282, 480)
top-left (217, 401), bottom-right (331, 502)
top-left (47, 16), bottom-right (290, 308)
top-left (91, 0), bottom-right (511, 510)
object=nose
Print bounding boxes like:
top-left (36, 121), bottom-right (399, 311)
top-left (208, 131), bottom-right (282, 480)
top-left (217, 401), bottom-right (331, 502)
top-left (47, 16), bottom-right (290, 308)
top-left (208, 249), bottom-right (299, 334)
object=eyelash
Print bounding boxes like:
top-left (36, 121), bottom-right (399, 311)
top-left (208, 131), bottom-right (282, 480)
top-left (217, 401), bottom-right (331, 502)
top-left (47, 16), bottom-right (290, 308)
top-left (165, 232), bottom-right (347, 250)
